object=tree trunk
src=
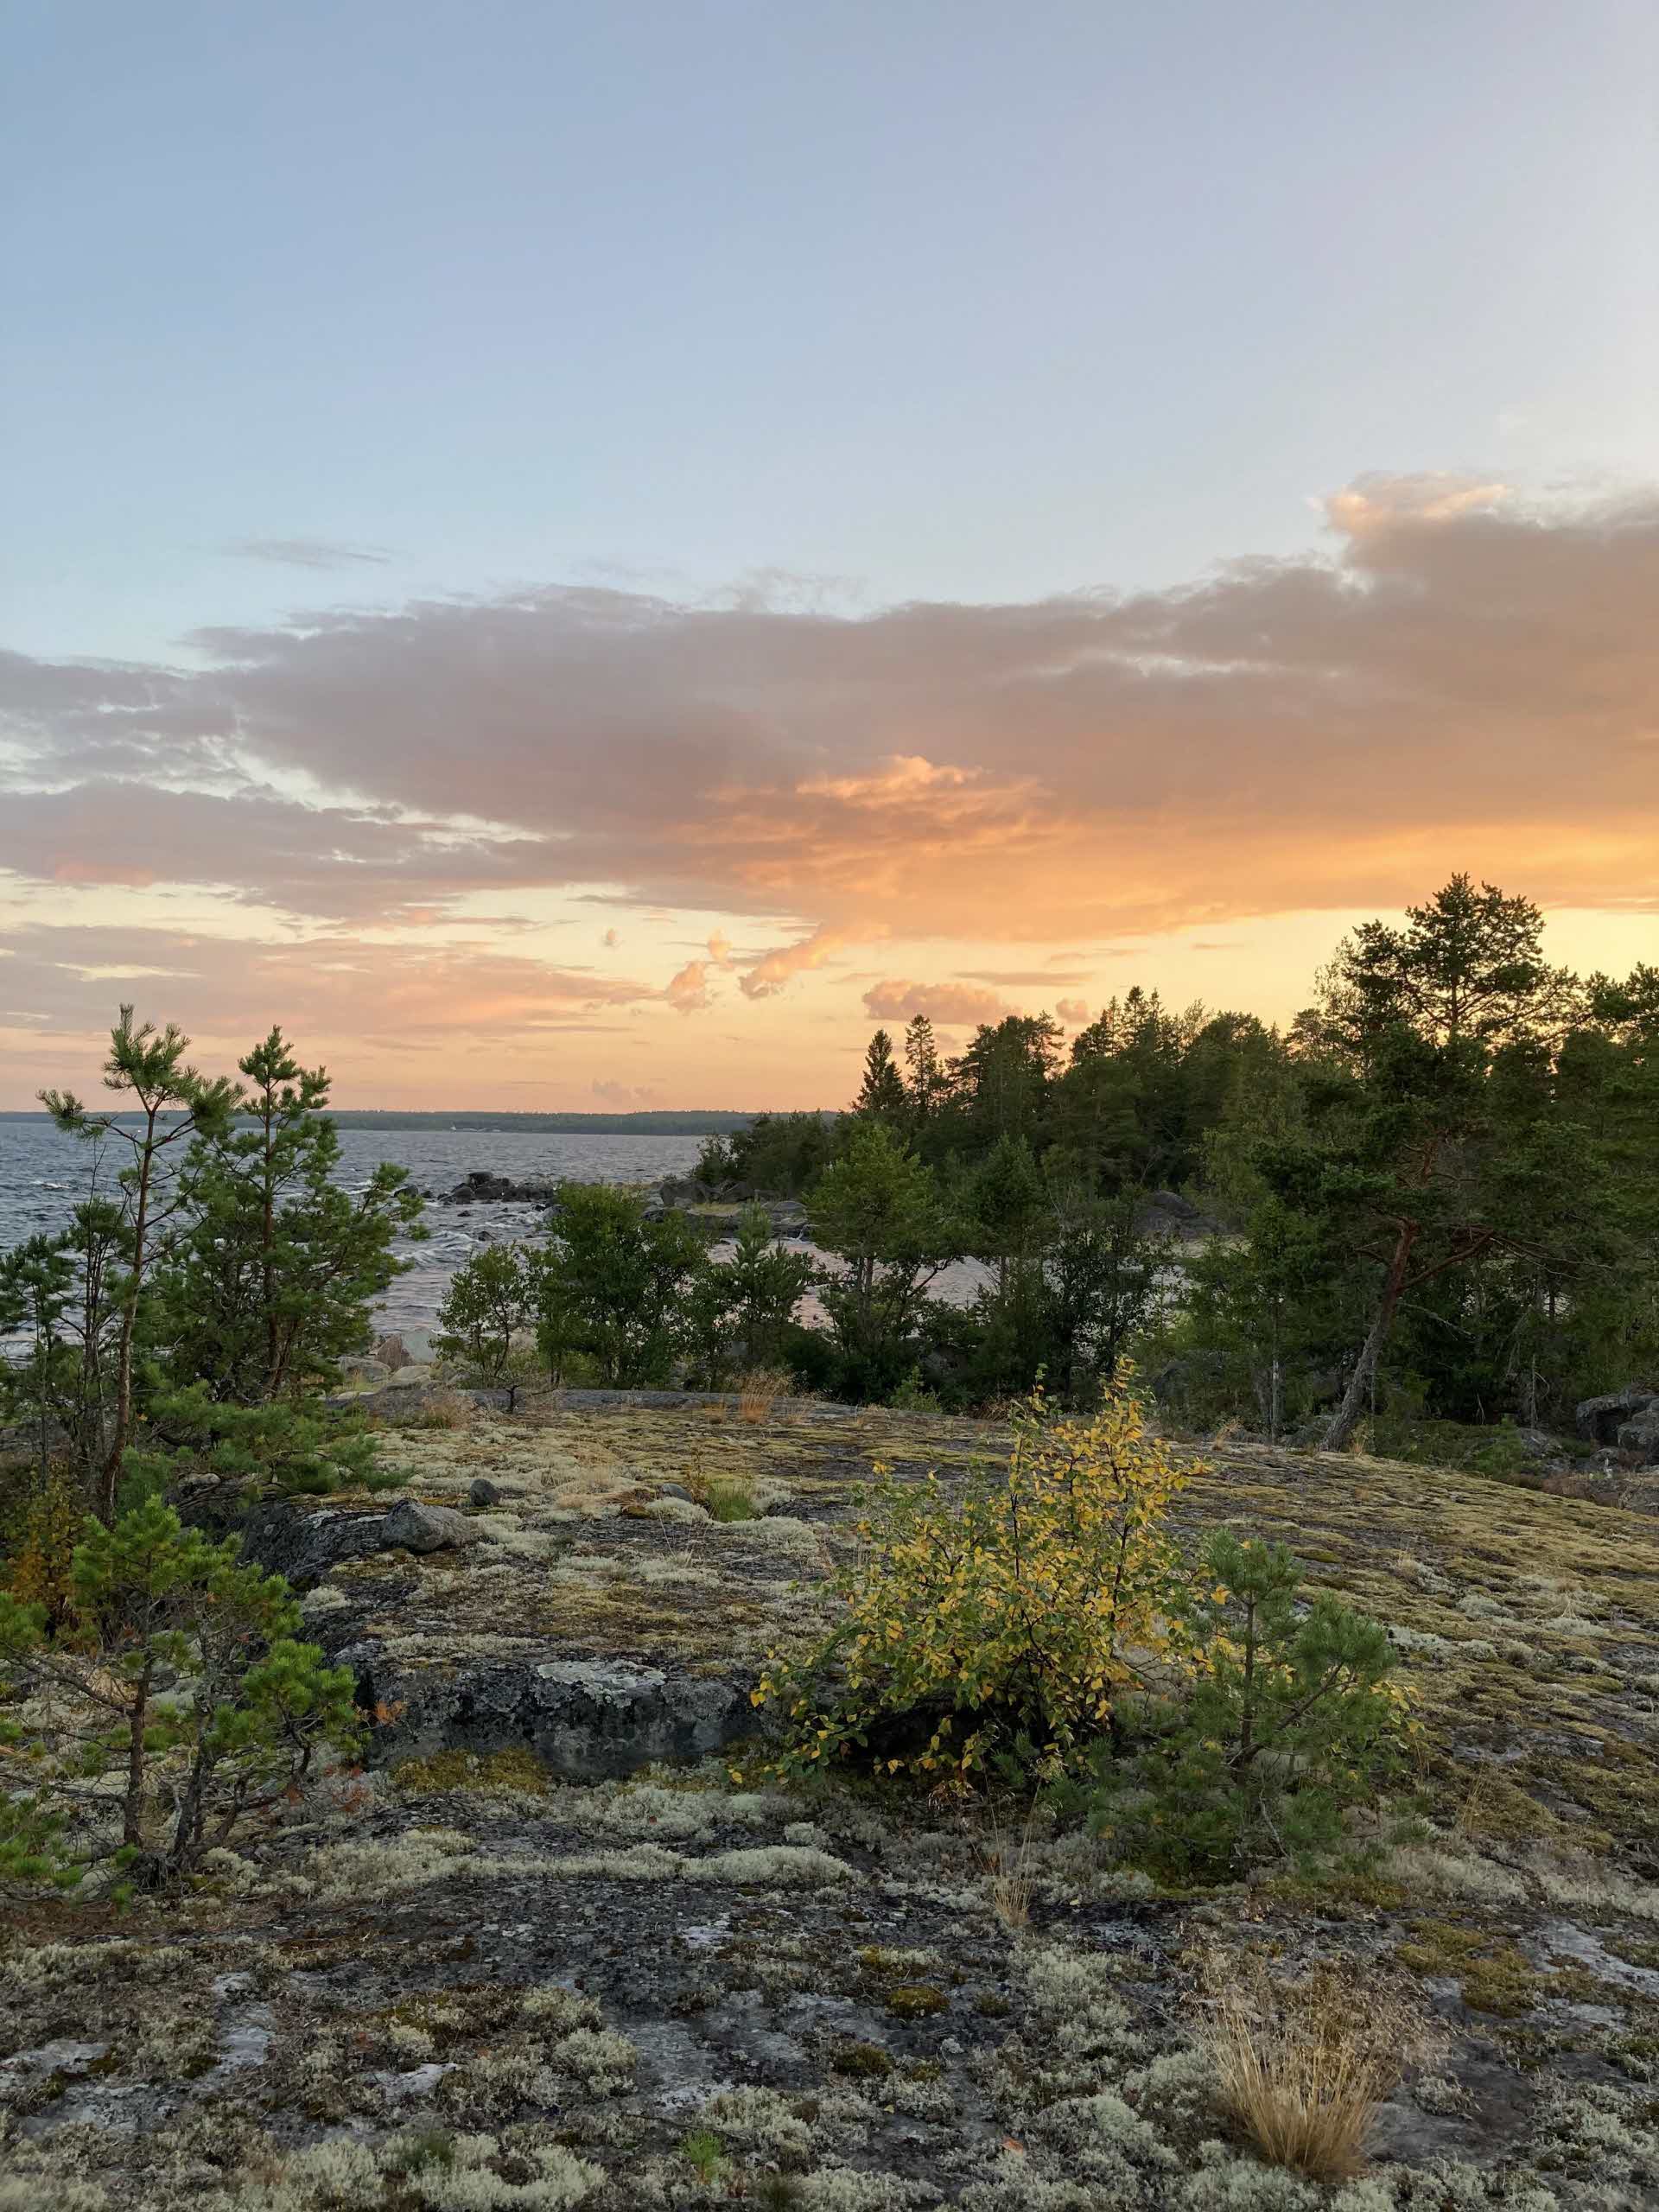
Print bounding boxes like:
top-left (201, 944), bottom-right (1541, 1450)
top-left (124, 1662), bottom-right (154, 1848)
top-left (1323, 1221), bottom-right (1417, 1452)
top-left (263, 1096), bottom-right (279, 1398)
top-left (103, 1112), bottom-right (156, 1522)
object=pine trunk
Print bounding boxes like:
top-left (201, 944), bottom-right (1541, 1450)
top-left (1323, 1221), bottom-right (1417, 1452)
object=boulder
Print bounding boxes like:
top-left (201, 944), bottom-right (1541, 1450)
top-left (209, 1498), bottom-right (397, 1587)
top-left (1576, 1387), bottom-right (1659, 1446)
top-left (468, 1477), bottom-right (501, 1507)
top-left (1618, 1407), bottom-right (1659, 1466)
top-left (337, 1357), bottom-right (391, 1389)
top-left (383, 1500), bottom-right (477, 1554)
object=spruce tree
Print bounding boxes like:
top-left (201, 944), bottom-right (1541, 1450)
top-left (855, 1028), bottom-right (908, 1125)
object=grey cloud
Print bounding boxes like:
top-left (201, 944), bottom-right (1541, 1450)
top-left (3, 478), bottom-right (1656, 942)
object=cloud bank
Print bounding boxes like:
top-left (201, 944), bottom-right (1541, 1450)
top-left (4, 474), bottom-right (1656, 1078)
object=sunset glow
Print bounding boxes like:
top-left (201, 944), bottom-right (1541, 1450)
top-left (4, 5), bottom-right (1656, 1106)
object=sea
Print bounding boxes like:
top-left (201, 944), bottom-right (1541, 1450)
top-left (0, 1118), bottom-right (707, 1340)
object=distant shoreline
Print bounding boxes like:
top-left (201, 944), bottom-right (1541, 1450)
top-left (0, 1109), bottom-right (785, 1134)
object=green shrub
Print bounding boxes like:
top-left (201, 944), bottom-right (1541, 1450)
top-left (679, 2130), bottom-right (727, 2185)
top-left (1074, 1529), bottom-right (1408, 1879)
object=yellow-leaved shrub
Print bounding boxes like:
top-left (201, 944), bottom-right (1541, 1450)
top-left (1, 1470), bottom-right (85, 1628)
top-left (750, 1372), bottom-right (1199, 1784)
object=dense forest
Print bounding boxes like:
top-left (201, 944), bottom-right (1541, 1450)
top-left (693, 878), bottom-right (1659, 1450)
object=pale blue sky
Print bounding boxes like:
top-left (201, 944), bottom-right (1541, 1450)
top-left (4, 0), bottom-right (1656, 662)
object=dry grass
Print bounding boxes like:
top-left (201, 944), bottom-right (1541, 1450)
top-left (980, 1806), bottom-right (1039, 1931)
top-left (395, 1390), bottom-right (474, 1432)
top-left (1198, 1951), bottom-right (1433, 2182)
top-left (735, 1367), bottom-right (792, 1424)
top-left (1453, 1759), bottom-right (1501, 1840)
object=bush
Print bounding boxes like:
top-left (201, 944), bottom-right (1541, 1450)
top-left (752, 1374), bottom-right (1193, 1783)
top-left (434, 1242), bottom-right (531, 1387)
top-left (1076, 1529), bottom-right (1408, 1878)
top-left (533, 1185), bottom-right (709, 1387)
top-left (121, 1380), bottom-right (385, 1501)
top-left (0, 1466), bottom-right (85, 1626)
top-left (0, 1496), bottom-right (359, 1893)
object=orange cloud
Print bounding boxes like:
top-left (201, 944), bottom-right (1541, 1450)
top-left (738, 924), bottom-right (872, 999)
top-left (665, 959), bottom-right (715, 1014)
top-left (863, 978), bottom-right (1013, 1027)
top-left (5, 474), bottom-right (1658, 1092)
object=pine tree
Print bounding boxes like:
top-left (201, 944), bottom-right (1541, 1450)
top-left (41, 1007), bottom-right (238, 1521)
top-left (531, 1185), bottom-right (709, 1388)
top-left (0, 1497), bottom-right (357, 1890)
top-left (434, 1243), bottom-right (531, 1388)
top-left (1297, 880), bottom-right (1593, 1448)
top-left (808, 1124), bottom-right (958, 1395)
top-left (156, 1027), bottom-right (424, 1405)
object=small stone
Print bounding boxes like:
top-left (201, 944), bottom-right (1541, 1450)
top-left (469, 1477), bottom-right (502, 1507)
top-left (383, 1500), bottom-right (477, 1554)
top-left (660, 1482), bottom-right (694, 1502)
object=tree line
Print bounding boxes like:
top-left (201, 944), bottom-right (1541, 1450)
top-left (690, 877), bottom-right (1659, 1442)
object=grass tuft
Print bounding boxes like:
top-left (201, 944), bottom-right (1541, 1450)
top-left (1199, 1951), bottom-right (1433, 2183)
top-left (702, 1476), bottom-right (760, 1522)
top-left (736, 1366), bottom-right (792, 1424)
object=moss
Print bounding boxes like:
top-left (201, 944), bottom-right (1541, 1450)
top-left (391, 1746), bottom-right (552, 1798)
top-left (1460, 1946), bottom-right (1544, 2018)
top-left (1264, 1868), bottom-right (1410, 1916)
top-left (1396, 1919), bottom-right (1543, 2017)
top-left (884, 1983), bottom-right (948, 2020)
top-left (830, 2040), bottom-right (894, 2080)
top-left (1610, 2033), bottom-right (1659, 2082)
top-left (856, 1944), bottom-right (940, 1978)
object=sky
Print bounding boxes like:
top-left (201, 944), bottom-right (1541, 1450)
top-left (3, 0), bottom-right (1656, 1109)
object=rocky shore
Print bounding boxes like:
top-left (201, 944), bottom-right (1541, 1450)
top-left (432, 1170), bottom-right (811, 1241)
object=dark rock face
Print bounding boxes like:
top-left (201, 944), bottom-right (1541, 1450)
top-left (212, 1497), bottom-right (400, 1586)
top-left (199, 1493), bottom-right (477, 1586)
top-left (370, 1656), bottom-right (750, 1783)
top-left (1577, 1387), bottom-right (1659, 1448)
